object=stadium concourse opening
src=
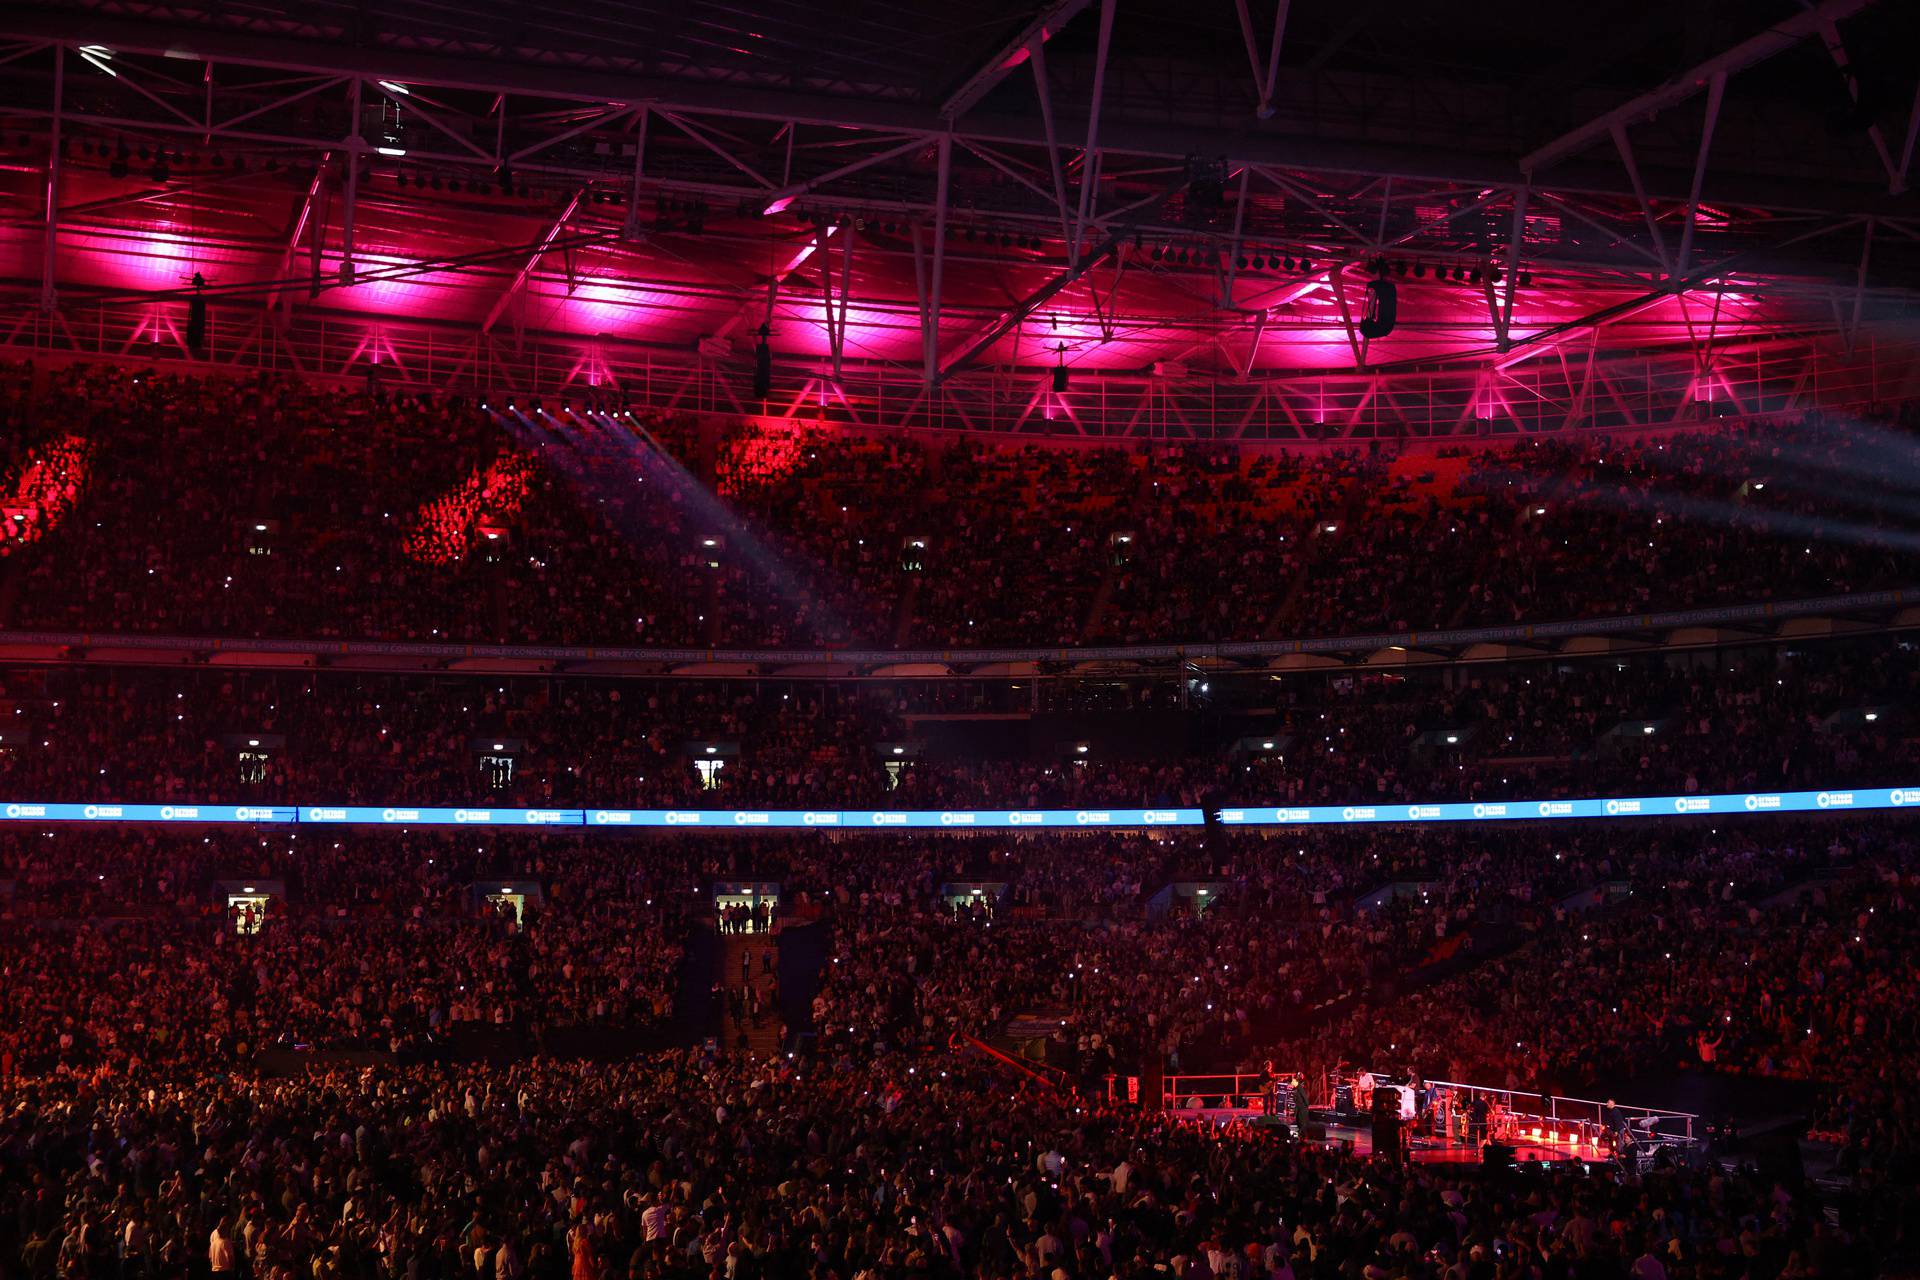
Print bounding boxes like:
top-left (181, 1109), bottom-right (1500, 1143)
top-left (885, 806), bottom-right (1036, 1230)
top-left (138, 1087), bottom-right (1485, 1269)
top-left (3, 0), bottom-right (1920, 1276)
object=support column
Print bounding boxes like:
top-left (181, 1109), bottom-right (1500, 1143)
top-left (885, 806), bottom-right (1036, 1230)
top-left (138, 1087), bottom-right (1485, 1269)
top-left (923, 133), bottom-right (951, 384)
top-left (40, 45), bottom-right (63, 313)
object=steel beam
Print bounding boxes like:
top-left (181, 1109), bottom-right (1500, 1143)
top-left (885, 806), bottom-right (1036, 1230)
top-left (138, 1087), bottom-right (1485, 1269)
top-left (936, 237), bottom-right (1119, 381)
top-left (481, 190), bottom-right (585, 334)
top-left (1026, 36), bottom-right (1076, 258)
top-left (264, 153), bottom-right (330, 318)
top-left (1672, 71), bottom-right (1727, 281)
top-left (1520, 0), bottom-right (1880, 174)
top-left (938, 0), bottom-right (1094, 121)
top-left (924, 134), bottom-right (951, 384)
top-left (1069, 0), bottom-right (1116, 266)
top-left (8, 8), bottom-right (1907, 219)
top-left (1231, 0), bottom-right (1292, 118)
top-left (39, 44), bottom-right (61, 312)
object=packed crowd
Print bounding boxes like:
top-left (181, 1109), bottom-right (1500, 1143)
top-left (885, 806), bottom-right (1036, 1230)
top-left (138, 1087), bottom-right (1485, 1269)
top-left (1, 360), bottom-right (1915, 650)
top-left (5, 1050), bottom-right (1887, 1280)
top-left (0, 632), bottom-right (1908, 809)
top-left (3, 351), bottom-right (1919, 1277)
top-left (0, 812), bottom-right (1914, 1277)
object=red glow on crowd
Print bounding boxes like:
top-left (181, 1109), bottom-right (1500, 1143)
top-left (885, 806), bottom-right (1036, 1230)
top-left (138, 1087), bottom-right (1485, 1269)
top-left (715, 420), bottom-right (808, 496)
top-left (403, 453), bottom-right (536, 564)
top-left (0, 434), bottom-right (93, 554)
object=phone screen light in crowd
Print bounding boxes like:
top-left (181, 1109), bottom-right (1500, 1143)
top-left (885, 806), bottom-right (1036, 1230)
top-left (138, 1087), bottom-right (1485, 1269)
top-left (1261, 741), bottom-right (1275, 750)
top-left (1643, 725), bottom-right (1656, 734)
top-left (705, 745), bottom-right (717, 754)
top-left (1866, 712), bottom-right (1879, 721)
top-left (493, 743), bottom-right (504, 751)
top-left (1076, 745), bottom-right (1089, 754)
top-left (1445, 735), bottom-right (1458, 744)
top-left (254, 523), bottom-right (267, 531)
top-left (247, 739), bottom-right (260, 747)
top-left (1323, 523), bottom-right (1338, 532)
top-left (892, 747), bottom-right (905, 755)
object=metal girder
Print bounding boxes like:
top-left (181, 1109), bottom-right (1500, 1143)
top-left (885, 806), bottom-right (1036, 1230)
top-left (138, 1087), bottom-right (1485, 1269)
top-left (923, 134), bottom-right (951, 384)
top-left (481, 189), bottom-right (585, 335)
top-left (938, 0), bottom-right (1094, 121)
top-left (1673, 71), bottom-right (1727, 281)
top-left (1069, 0), bottom-right (1116, 267)
top-left (933, 172), bottom-right (1185, 382)
top-left (714, 225), bottom-right (838, 343)
top-left (264, 153), bottom-right (330, 318)
top-left (0, 291), bottom-right (1903, 440)
top-left (1521, 0), bottom-right (1881, 174)
top-left (1900, 81), bottom-right (1920, 194)
top-left (755, 134), bottom-right (930, 215)
top-left (338, 78), bottom-right (361, 277)
top-left (1811, 13), bottom-right (1901, 190)
top-left (9, 11), bottom-right (1913, 223)
top-left (1230, 0), bottom-right (1292, 119)
top-left (1026, 36), bottom-right (1075, 258)
top-left (38, 44), bottom-right (61, 312)
top-left (934, 233), bottom-right (1115, 381)
top-left (1495, 187), bottom-right (1529, 349)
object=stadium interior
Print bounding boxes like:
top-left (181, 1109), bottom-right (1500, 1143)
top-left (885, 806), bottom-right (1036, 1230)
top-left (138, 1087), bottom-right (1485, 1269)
top-left (0, 1), bottom-right (1919, 1278)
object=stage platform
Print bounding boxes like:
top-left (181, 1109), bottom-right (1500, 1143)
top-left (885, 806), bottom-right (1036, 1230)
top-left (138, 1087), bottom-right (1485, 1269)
top-left (1146, 1072), bottom-right (1696, 1171)
top-left (1321, 1120), bottom-right (1607, 1165)
top-left (1171, 1107), bottom-right (1607, 1164)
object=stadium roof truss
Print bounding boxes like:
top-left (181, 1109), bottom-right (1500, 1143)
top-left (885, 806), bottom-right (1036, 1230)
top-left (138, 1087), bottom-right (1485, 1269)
top-left (0, 0), bottom-right (1916, 438)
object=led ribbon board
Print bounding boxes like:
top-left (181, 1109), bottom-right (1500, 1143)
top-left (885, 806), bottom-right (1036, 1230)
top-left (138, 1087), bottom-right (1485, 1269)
top-left (0, 790), bottom-right (1910, 826)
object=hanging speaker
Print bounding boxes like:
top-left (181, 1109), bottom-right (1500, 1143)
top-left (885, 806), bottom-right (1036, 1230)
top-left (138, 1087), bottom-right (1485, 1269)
top-left (186, 272), bottom-right (208, 353)
top-left (1358, 278), bottom-right (1397, 340)
top-left (752, 328), bottom-right (772, 399)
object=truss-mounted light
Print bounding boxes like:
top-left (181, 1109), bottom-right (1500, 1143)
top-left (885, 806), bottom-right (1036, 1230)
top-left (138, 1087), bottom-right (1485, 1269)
top-left (77, 45), bottom-right (116, 77)
top-left (377, 80), bottom-right (410, 96)
top-left (376, 146), bottom-right (407, 157)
